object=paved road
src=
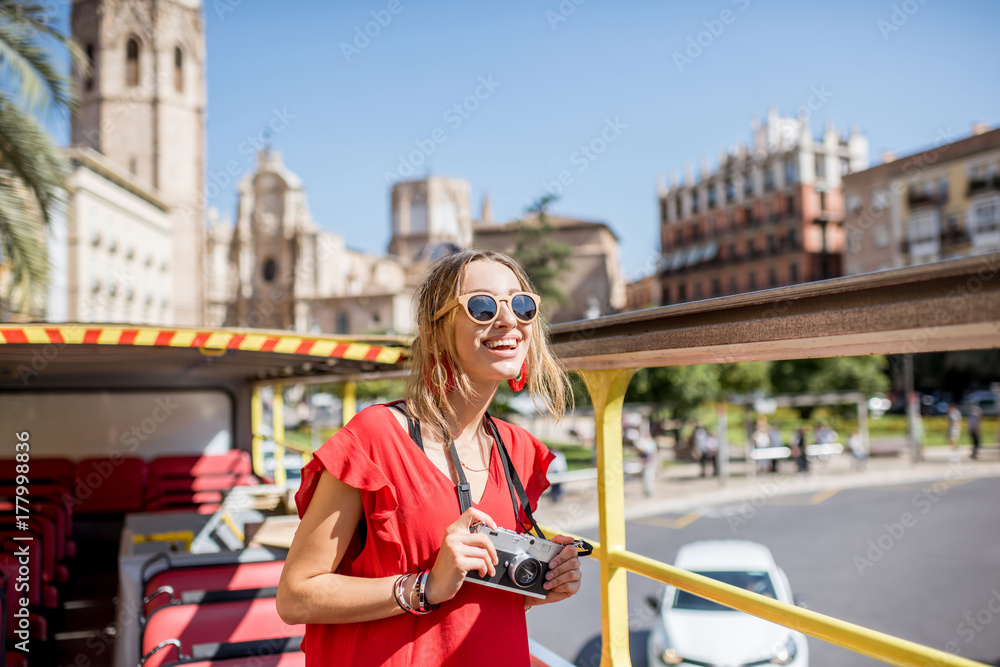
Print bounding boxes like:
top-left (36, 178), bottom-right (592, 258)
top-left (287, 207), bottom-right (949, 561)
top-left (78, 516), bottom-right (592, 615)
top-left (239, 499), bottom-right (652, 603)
top-left (527, 476), bottom-right (1000, 667)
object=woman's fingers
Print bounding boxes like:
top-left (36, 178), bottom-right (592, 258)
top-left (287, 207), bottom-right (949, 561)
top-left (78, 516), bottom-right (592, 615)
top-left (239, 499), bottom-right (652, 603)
top-left (544, 566), bottom-right (582, 592)
top-left (545, 554), bottom-right (580, 580)
top-left (464, 507), bottom-right (497, 530)
top-left (464, 532), bottom-right (499, 567)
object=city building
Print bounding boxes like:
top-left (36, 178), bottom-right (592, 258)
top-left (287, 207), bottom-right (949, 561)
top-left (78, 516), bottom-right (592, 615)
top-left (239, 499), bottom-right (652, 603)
top-left (66, 0), bottom-right (206, 325)
top-left (655, 111), bottom-right (868, 305)
top-left (51, 147), bottom-right (174, 324)
top-left (206, 150), bottom-right (411, 334)
top-left (842, 124), bottom-right (1000, 275)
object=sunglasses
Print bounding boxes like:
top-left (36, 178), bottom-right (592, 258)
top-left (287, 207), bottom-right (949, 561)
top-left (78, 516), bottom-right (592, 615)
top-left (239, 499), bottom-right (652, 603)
top-left (434, 291), bottom-right (541, 325)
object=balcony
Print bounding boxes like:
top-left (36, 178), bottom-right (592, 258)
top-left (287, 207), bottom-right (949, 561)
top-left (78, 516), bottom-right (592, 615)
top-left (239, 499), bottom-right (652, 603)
top-left (907, 188), bottom-right (946, 208)
top-left (967, 175), bottom-right (1000, 198)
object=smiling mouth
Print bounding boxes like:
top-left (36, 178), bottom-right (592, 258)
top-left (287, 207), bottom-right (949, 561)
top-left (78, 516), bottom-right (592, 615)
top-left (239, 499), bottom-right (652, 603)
top-left (484, 338), bottom-right (519, 351)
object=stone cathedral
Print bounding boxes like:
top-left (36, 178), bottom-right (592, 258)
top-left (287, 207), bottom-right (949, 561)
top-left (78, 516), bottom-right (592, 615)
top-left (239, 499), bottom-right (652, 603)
top-left (57, 0), bottom-right (625, 332)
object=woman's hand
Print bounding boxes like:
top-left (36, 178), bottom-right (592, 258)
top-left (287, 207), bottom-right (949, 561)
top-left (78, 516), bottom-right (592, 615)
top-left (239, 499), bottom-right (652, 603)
top-left (425, 507), bottom-right (499, 605)
top-left (527, 535), bottom-right (582, 608)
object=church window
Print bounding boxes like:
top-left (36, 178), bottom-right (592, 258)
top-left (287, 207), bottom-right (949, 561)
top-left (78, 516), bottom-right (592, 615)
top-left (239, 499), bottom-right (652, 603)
top-left (126, 37), bottom-right (140, 87)
top-left (174, 46), bottom-right (184, 93)
top-left (262, 258), bottom-right (277, 282)
top-left (85, 44), bottom-right (95, 91)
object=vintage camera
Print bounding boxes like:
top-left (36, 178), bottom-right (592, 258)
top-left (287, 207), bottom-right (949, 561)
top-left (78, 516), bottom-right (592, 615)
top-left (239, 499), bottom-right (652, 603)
top-left (465, 523), bottom-right (562, 599)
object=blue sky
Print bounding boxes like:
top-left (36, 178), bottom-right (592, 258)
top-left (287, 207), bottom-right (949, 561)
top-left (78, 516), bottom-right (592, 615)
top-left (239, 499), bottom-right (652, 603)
top-left (57, 0), bottom-right (1000, 276)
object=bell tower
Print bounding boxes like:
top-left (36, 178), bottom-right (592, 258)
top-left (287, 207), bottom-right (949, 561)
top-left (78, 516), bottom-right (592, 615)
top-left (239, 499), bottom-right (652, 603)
top-left (71, 0), bottom-right (207, 325)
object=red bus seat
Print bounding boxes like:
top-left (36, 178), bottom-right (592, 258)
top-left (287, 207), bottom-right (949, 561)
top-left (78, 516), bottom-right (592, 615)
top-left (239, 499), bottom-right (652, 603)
top-left (140, 598), bottom-right (302, 667)
top-left (74, 457), bottom-right (147, 514)
top-left (0, 457), bottom-right (75, 490)
top-left (143, 560), bottom-right (286, 617)
top-left (149, 452), bottom-right (252, 479)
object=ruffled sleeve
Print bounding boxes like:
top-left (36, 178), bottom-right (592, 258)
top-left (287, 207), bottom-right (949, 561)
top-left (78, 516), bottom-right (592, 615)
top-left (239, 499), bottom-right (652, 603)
top-left (293, 407), bottom-right (404, 572)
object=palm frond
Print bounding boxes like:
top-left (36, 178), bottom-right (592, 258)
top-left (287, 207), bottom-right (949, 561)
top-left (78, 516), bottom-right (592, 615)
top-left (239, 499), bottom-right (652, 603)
top-left (0, 90), bottom-right (69, 223)
top-left (0, 1), bottom-right (87, 115)
top-left (0, 169), bottom-right (49, 312)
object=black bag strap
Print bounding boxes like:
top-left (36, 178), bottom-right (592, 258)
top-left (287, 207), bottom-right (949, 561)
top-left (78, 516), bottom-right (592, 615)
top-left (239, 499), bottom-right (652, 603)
top-left (445, 438), bottom-right (474, 514)
top-left (387, 400), bottom-right (423, 452)
top-left (484, 414), bottom-right (545, 540)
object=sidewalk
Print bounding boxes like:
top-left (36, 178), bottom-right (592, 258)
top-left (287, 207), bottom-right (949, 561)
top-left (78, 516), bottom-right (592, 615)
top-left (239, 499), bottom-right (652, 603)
top-left (533, 445), bottom-right (1000, 533)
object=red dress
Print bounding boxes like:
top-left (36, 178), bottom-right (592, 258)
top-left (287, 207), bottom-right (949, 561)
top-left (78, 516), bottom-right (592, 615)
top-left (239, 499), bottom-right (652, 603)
top-left (293, 404), bottom-right (554, 666)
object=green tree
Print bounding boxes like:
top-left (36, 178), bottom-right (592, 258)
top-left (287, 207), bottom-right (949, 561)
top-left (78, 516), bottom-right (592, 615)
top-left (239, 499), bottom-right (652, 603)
top-left (626, 365), bottom-right (720, 419)
top-left (770, 356), bottom-right (890, 397)
top-left (511, 194), bottom-right (573, 317)
top-left (0, 1), bottom-right (85, 316)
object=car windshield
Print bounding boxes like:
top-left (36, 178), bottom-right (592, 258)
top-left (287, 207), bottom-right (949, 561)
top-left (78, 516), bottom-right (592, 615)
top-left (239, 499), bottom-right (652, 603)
top-left (672, 571), bottom-right (776, 611)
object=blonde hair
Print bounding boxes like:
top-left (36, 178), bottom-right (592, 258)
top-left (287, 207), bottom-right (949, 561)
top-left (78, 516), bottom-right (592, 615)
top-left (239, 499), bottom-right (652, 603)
top-left (404, 249), bottom-right (570, 441)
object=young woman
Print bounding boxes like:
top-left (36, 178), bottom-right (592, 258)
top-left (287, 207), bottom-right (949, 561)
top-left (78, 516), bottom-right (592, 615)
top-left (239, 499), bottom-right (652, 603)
top-left (277, 249), bottom-right (583, 666)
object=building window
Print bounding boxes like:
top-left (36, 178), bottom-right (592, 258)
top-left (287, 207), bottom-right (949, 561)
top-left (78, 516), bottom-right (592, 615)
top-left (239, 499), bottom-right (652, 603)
top-left (126, 37), bottom-right (140, 87)
top-left (786, 194), bottom-right (796, 217)
top-left (174, 46), bottom-right (184, 93)
top-left (789, 263), bottom-right (799, 283)
top-left (711, 277), bottom-right (721, 297)
top-left (678, 283), bottom-right (687, 302)
top-left (938, 177), bottom-right (949, 203)
top-left (747, 271), bottom-right (757, 291)
top-left (747, 238), bottom-right (756, 259)
top-left (767, 234), bottom-right (777, 255)
top-left (764, 166), bottom-right (775, 192)
top-left (691, 190), bottom-right (700, 213)
top-left (660, 197), bottom-right (668, 223)
top-left (662, 285), bottom-right (670, 305)
top-left (743, 175), bottom-right (754, 198)
top-left (728, 242), bottom-right (737, 262)
top-left (708, 187), bottom-right (717, 209)
top-left (818, 191), bottom-right (827, 212)
top-left (728, 275), bottom-right (738, 295)
top-left (744, 205), bottom-right (754, 227)
top-left (840, 157), bottom-right (850, 176)
top-left (725, 180), bottom-right (735, 203)
top-left (787, 228), bottom-right (798, 250)
top-left (85, 43), bottom-right (95, 91)
top-left (784, 159), bottom-right (797, 185)
top-left (814, 153), bottom-right (826, 179)
top-left (693, 282), bottom-right (703, 300)
top-left (262, 258), bottom-right (277, 282)
top-left (871, 188), bottom-right (891, 212)
top-left (768, 266), bottom-right (778, 288)
top-left (336, 313), bottom-right (349, 334)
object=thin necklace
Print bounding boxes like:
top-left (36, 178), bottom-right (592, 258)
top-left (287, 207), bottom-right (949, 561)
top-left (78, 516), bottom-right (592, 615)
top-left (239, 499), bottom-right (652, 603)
top-left (456, 423), bottom-right (491, 473)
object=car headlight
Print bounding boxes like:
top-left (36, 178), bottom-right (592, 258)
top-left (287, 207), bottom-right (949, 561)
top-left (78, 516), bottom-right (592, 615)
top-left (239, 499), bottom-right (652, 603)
top-left (650, 629), bottom-right (683, 665)
top-left (770, 635), bottom-right (798, 665)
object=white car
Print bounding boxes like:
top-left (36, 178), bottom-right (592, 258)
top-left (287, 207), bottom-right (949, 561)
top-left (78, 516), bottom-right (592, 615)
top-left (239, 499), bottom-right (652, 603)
top-left (647, 540), bottom-right (809, 667)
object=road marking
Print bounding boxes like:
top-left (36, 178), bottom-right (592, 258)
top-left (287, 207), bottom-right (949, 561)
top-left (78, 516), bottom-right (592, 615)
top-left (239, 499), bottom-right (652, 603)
top-left (809, 488), bottom-right (842, 504)
top-left (634, 511), bottom-right (701, 529)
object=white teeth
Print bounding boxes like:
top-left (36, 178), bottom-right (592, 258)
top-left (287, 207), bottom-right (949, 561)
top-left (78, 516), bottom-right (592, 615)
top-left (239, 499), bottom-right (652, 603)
top-left (485, 339), bottom-right (517, 350)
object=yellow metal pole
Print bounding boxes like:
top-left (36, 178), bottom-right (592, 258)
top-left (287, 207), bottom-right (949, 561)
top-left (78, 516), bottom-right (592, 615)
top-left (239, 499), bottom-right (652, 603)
top-left (273, 387), bottom-right (287, 487)
top-left (251, 386), bottom-right (265, 478)
top-left (577, 368), bottom-right (637, 667)
top-left (342, 381), bottom-right (357, 425)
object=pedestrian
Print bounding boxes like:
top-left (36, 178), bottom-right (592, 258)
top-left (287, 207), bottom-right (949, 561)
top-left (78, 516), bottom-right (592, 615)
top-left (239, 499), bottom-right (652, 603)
top-left (549, 447), bottom-right (568, 502)
top-left (847, 430), bottom-right (868, 471)
top-left (968, 406), bottom-right (982, 460)
top-left (791, 427), bottom-right (809, 473)
top-left (947, 403), bottom-right (962, 462)
top-left (694, 423), bottom-right (718, 477)
top-left (752, 417), bottom-right (771, 473)
top-left (768, 422), bottom-right (783, 473)
top-left (278, 250), bottom-right (583, 666)
top-left (635, 421), bottom-right (659, 497)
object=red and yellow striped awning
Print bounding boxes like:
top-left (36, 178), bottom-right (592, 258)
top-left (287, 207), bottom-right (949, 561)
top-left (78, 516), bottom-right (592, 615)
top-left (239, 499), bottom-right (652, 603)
top-left (0, 324), bottom-right (408, 365)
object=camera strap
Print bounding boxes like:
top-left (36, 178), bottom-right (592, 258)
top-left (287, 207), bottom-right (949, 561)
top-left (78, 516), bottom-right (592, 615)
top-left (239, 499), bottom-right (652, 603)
top-left (483, 413), bottom-right (545, 540)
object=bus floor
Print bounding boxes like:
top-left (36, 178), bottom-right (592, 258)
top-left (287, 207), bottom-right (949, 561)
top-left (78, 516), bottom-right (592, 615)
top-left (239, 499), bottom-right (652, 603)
top-left (53, 518), bottom-right (124, 667)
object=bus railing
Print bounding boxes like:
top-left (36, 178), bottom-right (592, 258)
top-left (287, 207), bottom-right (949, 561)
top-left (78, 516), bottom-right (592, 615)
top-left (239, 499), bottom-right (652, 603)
top-left (544, 256), bottom-right (999, 667)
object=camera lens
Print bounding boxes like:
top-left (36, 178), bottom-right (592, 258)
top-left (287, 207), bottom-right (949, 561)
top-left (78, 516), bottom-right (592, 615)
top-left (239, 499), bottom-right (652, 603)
top-left (508, 553), bottom-right (542, 587)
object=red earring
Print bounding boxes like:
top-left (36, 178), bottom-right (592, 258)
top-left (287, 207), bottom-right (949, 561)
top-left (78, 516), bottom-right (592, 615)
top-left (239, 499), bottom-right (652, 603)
top-left (423, 354), bottom-right (456, 395)
top-left (507, 360), bottom-right (528, 392)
